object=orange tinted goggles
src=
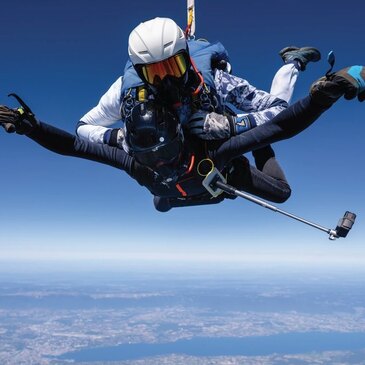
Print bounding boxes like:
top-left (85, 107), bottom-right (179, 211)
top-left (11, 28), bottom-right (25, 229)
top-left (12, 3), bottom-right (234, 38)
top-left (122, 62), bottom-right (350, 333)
top-left (141, 53), bottom-right (188, 85)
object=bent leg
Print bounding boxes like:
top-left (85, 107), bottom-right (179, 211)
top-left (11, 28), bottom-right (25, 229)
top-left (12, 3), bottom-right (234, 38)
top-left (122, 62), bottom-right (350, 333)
top-left (229, 156), bottom-right (291, 203)
top-left (270, 63), bottom-right (299, 103)
top-left (254, 62), bottom-right (300, 183)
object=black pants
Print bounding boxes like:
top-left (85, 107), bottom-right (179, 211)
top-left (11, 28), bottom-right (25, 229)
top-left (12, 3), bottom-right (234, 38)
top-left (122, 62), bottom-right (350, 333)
top-left (233, 146), bottom-right (291, 204)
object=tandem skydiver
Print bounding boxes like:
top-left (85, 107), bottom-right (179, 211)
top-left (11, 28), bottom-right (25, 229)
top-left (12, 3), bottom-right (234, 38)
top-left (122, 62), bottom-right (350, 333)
top-left (70, 17), bottom-right (320, 210)
top-left (1, 65), bottom-right (364, 211)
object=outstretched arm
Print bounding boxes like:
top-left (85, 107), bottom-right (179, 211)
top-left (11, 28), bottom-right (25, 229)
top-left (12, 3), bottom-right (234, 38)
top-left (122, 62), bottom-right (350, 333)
top-left (215, 63), bottom-right (365, 165)
top-left (214, 96), bottom-right (328, 167)
top-left (30, 122), bottom-right (157, 187)
top-left (0, 104), bottom-right (155, 187)
top-left (29, 121), bottom-right (134, 172)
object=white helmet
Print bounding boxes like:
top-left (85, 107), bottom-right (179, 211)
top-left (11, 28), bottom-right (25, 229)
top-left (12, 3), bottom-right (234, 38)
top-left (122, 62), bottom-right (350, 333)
top-left (128, 17), bottom-right (187, 66)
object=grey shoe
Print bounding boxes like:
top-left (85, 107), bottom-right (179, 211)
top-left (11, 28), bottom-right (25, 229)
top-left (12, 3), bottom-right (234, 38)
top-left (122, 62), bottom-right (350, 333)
top-left (279, 46), bottom-right (321, 71)
top-left (332, 66), bottom-right (365, 101)
top-left (310, 66), bottom-right (365, 106)
top-left (310, 76), bottom-right (345, 106)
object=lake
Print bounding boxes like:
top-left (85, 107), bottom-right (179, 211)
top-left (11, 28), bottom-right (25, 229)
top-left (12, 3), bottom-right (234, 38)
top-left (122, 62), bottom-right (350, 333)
top-left (58, 331), bottom-right (365, 362)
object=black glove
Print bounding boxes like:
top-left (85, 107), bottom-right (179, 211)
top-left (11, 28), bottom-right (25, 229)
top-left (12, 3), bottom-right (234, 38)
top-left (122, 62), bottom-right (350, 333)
top-left (211, 57), bottom-right (232, 73)
top-left (132, 160), bottom-right (162, 187)
top-left (0, 96), bottom-right (38, 135)
top-left (2, 122), bottom-right (16, 133)
top-left (187, 111), bottom-right (232, 139)
top-left (107, 128), bottom-right (125, 149)
top-left (0, 106), bottom-right (20, 133)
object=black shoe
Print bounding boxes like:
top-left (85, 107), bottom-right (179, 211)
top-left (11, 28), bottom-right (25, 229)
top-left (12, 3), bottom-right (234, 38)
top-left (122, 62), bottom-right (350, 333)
top-left (279, 46), bottom-right (321, 71)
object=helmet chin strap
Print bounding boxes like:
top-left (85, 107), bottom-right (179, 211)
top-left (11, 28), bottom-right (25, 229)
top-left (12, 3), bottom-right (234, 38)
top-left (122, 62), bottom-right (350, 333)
top-left (156, 76), bottom-right (185, 105)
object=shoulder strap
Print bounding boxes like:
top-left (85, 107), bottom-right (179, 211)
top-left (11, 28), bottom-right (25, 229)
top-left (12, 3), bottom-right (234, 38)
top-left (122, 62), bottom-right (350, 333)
top-left (188, 39), bottom-right (230, 87)
top-left (121, 60), bottom-right (144, 96)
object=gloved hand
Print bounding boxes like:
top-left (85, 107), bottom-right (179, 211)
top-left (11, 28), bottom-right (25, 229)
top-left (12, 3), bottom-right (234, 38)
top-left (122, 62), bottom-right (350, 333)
top-left (0, 106), bottom-right (19, 133)
top-left (0, 105), bottom-right (38, 135)
top-left (106, 128), bottom-right (126, 149)
top-left (211, 57), bottom-right (232, 73)
top-left (2, 122), bottom-right (16, 133)
top-left (132, 160), bottom-right (162, 187)
top-left (187, 111), bottom-right (254, 140)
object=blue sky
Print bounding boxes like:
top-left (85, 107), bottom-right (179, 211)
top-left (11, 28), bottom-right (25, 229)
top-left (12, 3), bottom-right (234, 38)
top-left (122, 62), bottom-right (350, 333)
top-left (1, 0), bottom-right (365, 270)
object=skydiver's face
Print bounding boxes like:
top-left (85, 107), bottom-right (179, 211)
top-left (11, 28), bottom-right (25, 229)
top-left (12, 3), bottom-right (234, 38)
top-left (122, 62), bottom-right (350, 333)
top-left (153, 75), bottom-right (188, 106)
top-left (134, 52), bottom-right (191, 104)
